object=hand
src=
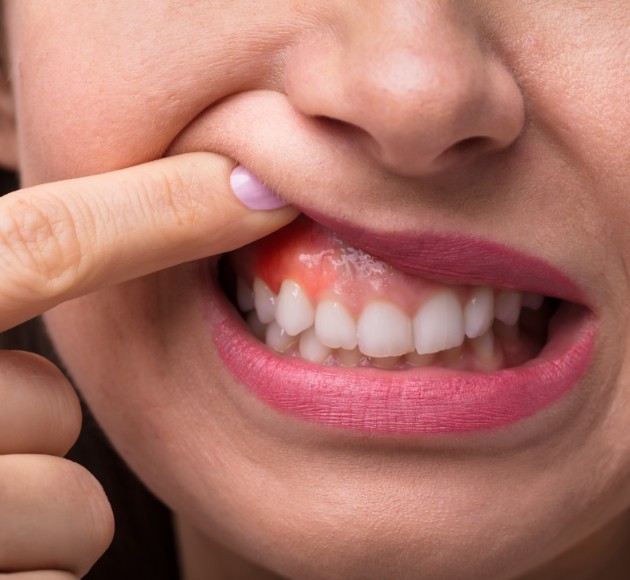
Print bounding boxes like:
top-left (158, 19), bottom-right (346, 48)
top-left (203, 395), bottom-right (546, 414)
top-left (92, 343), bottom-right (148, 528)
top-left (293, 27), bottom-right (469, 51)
top-left (0, 154), bottom-right (297, 578)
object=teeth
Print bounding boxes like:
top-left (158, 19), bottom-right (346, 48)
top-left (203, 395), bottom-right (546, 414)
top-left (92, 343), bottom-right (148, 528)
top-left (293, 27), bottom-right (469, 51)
top-left (413, 290), bottom-right (465, 355)
top-left (495, 290), bottom-right (522, 325)
top-left (298, 327), bottom-right (332, 364)
top-left (244, 276), bottom-right (539, 370)
top-left (464, 286), bottom-right (494, 339)
top-left (275, 279), bottom-right (315, 336)
top-left (265, 320), bottom-right (297, 353)
top-left (253, 277), bottom-right (277, 324)
top-left (470, 330), bottom-right (495, 361)
top-left (337, 347), bottom-right (364, 367)
top-left (372, 356), bottom-right (401, 369)
top-left (236, 277), bottom-right (255, 312)
top-left (357, 301), bottom-right (413, 357)
top-left (440, 344), bottom-right (464, 368)
top-left (522, 293), bottom-right (544, 310)
top-left (405, 351), bottom-right (434, 367)
top-left (246, 310), bottom-right (267, 341)
top-left (314, 300), bottom-right (357, 349)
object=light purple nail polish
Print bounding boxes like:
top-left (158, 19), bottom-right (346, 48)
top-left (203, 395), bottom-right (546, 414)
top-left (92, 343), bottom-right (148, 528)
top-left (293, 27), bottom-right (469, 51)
top-left (230, 165), bottom-right (287, 210)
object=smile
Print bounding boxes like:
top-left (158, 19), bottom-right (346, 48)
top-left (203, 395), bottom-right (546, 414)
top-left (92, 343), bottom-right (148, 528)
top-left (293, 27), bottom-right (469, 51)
top-left (206, 215), bottom-right (596, 436)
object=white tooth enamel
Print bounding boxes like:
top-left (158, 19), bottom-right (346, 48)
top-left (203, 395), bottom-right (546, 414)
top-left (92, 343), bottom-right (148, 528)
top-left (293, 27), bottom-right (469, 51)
top-left (522, 292), bottom-right (544, 310)
top-left (236, 277), bottom-right (255, 312)
top-left (253, 277), bottom-right (277, 324)
top-left (298, 327), bottom-right (332, 363)
top-left (464, 286), bottom-right (494, 339)
top-left (495, 290), bottom-right (522, 325)
top-left (314, 300), bottom-right (357, 349)
top-left (275, 279), bottom-right (315, 336)
top-left (405, 351), bottom-right (434, 367)
top-left (470, 330), bottom-right (495, 361)
top-left (413, 290), bottom-right (465, 354)
top-left (246, 310), bottom-right (267, 341)
top-left (357, 301), bottom-right (413, 357)
top-left (265, 320), bottom-right (297, 353)
top-left (337, 347), bottom-right (364, 367)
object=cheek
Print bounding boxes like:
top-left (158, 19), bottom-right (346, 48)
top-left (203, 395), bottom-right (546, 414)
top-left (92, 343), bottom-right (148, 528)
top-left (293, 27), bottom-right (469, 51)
top-left (8, 2), bottom-right (289, 186)
top-left (43, 278), bottom-right (161, 413)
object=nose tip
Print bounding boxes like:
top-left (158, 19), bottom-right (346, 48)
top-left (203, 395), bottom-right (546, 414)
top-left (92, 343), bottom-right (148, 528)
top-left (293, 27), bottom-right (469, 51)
top-left (285, 6), bottom-right (525, 177)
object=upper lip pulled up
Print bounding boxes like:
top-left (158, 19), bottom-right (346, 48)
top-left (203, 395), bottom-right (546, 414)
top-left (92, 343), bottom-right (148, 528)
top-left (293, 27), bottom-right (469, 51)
top-left (300, 210), bottom-right (589, 306)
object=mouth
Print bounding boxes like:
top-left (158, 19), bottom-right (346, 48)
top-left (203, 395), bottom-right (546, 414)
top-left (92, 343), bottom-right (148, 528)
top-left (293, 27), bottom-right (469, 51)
top-left (206, 215), bottom-right (596, 436)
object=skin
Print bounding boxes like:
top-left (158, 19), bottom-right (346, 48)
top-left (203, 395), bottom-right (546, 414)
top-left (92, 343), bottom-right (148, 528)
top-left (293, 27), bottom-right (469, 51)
top-left (1, 0), bottom-right (630, 578)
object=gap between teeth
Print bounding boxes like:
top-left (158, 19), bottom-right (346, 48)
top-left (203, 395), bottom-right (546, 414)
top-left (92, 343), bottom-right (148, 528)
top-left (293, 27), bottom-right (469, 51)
top-left (237, 276), bottom-right (544, 365)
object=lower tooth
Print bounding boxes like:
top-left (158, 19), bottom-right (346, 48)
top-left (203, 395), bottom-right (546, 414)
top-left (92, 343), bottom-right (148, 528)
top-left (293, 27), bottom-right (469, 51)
top-left (265, 320), bottom-right (297, 353)
top-left (298, 327), bottom-right (332, 364)
top-left (337, 347), bottom-right (364, 367)
top-left (440, 345), bottom-right (464, 368)
top-left (470, 330), bottom-right (495, 361)
top-left (405, 351), bottom-right (434, 367)
top-left (372, 356), bottom-right (401, 369)
top-left (246, 310), bottom-right (267, 341)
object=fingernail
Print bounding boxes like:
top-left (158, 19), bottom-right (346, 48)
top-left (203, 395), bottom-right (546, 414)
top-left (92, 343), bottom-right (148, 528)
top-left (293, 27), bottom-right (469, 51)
top-left (230, 165), bottom-right (287, 210)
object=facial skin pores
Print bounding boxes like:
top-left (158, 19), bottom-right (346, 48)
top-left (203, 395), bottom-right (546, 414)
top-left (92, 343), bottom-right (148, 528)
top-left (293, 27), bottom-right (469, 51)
top-left (5, 1), bottom-right (630, 579)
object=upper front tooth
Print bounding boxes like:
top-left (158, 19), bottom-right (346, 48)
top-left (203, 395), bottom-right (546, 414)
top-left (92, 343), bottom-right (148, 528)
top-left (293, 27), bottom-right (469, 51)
top-left (413, 290), bottom-right (465, 355)
top-left (357, 301), bottom-right (413, 357)
top-left (253, 277), bottom-right (277, 324)
top-left (495, 290), bottom-right (522, 325)
top-left (275, 279), bottom-right (315, 336)
top-left (464, 286), bottom-right (494, 338)
top-left (314, 300), bottom-right (357, 349)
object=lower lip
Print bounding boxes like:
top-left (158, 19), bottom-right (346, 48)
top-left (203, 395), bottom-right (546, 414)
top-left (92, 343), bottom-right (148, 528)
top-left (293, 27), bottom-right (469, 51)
top-left (205, 268), bottom-right (596, 435)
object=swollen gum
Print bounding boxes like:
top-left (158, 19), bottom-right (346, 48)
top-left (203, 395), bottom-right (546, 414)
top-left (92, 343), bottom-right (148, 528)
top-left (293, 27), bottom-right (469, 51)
top-left (228, 217), bottom-right (473, 317)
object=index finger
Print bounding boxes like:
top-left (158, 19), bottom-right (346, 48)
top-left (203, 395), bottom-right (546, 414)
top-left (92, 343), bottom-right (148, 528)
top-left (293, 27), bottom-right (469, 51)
top-left (0, 153), bottom-right (297, 331)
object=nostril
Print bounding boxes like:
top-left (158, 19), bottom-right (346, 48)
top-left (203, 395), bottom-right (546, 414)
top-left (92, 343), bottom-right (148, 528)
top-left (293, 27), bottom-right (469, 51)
top-left (436, 135), bottom-right (495, 167)
top-left (313, 115), bottom-right (359, 136)
top-left (452, 136), bottom-right (489, 154)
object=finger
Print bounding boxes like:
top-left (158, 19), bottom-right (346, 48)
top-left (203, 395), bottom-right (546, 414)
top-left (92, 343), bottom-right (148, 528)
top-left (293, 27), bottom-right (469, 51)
top-left (0, 351), bottom-right (81, 456)
top-left (0, 573), bottom-right (78, 580)
top-left (0, 153), bottom-right (298, 330)
top-left (0, 455), bottom-right (113, 578)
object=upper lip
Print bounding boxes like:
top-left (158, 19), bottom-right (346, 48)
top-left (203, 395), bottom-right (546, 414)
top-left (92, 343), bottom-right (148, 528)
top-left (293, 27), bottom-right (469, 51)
top-left (300, 210), bottom-right (588, 306)
top-left (166, 91), bottom-right (590, 308)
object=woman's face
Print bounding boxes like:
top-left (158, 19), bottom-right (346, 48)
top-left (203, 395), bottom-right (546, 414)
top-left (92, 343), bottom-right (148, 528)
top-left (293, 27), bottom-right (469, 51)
top-left (6, 1), bottom-right (630, 578)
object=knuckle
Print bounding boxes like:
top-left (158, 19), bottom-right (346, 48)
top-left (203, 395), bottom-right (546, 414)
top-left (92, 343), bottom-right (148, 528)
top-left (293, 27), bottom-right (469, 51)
top-left (58, 460), bottom-right (115, 557)
top-left (0, 190), bottom-right (90, 301)
top-left (0, 456), bottom-right (114, 577)
top-left (0, 351), bottom-right (81, 455)
top-left (137, 162), bottom-right (203, 232)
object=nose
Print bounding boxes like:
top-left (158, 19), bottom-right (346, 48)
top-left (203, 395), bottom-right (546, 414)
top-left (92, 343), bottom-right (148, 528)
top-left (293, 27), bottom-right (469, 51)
top-left (285, 2), bottom-right (525, 177)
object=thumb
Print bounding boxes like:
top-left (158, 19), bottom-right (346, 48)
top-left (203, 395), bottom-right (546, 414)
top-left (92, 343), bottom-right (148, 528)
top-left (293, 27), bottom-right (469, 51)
top-left (0, 153), bottom-right (297, 330)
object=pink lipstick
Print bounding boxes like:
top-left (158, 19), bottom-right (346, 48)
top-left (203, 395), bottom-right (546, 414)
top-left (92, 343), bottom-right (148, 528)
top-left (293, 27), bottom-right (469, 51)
top-left (206, 217), bottom-right (596, 435)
